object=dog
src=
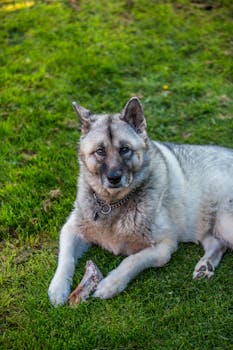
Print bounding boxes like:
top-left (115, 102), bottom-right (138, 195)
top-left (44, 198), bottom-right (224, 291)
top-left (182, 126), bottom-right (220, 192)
top-left (48, 97), bottom-right (233, 306)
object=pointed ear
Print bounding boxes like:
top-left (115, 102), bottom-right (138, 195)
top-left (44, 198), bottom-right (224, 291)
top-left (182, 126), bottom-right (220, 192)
top-left (121, 97), bottom-right (146, 133)
top-left (72, 101), bottom-right (91, 134)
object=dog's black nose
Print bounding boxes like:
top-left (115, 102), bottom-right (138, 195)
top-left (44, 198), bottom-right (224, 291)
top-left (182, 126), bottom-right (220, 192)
top-left (107, 170), bottom-right (122, 185)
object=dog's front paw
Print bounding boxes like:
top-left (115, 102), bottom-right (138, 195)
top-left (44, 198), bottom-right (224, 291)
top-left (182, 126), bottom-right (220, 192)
top-left (193, 259), bottom-right (215, 279)
top-left (48, 276), bottom-right (71, 306)
top-left (93, 272), bottom-right (127, 299)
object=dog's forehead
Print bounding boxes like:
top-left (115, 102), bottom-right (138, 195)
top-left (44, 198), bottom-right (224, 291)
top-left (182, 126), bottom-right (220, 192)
top-left (80, 113), bottom-right (145, 152)
top-left (90, 113), bottom-right (120, 125)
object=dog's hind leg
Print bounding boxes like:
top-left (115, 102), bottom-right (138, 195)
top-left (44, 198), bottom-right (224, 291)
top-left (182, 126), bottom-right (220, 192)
top-left (94, 239), bottom-right (177, 299)
top-left (193, 235), bottom-right (226, 279)
top-left (48, 210), bottom-right (91, 306)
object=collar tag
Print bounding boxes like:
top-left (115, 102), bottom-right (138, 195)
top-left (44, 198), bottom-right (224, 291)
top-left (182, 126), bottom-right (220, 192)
top-left (100, 204), bottom-right (111, 215)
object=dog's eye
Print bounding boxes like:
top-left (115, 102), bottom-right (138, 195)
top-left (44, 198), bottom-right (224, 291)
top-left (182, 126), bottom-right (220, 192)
top-left (120, 146), bottom-right (131, 156)
top-left (96, 148), bottom-right (106, 157)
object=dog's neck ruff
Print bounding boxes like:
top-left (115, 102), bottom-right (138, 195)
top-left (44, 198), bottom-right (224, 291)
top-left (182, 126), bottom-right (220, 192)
top-left (93, 190), bottom-right (135, 220)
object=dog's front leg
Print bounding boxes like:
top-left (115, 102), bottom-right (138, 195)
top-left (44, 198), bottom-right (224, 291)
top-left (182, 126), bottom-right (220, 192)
top-left (94, 239), bottom-right (177, 299)
top-left (48, 211), bottom-right (91, 306)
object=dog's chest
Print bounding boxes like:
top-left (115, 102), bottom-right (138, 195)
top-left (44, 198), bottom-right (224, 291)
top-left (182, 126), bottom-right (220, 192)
top-left (79, 209), bottom-right (151, 256)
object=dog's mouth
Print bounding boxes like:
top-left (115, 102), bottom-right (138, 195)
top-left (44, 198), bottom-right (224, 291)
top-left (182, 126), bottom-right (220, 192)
top-left (106, 183), bottom-right (122, 189)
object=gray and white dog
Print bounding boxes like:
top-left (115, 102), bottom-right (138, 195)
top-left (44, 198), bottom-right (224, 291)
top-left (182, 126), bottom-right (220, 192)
top-left (48, 97), bottom-right (233, 306)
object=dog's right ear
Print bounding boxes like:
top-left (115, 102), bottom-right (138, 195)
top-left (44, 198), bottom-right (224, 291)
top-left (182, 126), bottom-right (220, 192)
top-left (72, 101), bottom-right (91, 134)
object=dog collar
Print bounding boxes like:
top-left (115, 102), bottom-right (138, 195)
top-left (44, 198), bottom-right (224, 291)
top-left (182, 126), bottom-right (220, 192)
top-left (93, 190), bottom-right (135, 220)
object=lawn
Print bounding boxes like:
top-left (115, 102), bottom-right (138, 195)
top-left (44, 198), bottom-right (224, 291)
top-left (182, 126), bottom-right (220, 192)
top-left (1, 0), bottom-right (233, 349)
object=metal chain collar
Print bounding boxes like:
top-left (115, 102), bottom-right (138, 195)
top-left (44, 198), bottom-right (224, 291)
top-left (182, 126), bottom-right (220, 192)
top-left (93, 190), bottom-right (136, 219)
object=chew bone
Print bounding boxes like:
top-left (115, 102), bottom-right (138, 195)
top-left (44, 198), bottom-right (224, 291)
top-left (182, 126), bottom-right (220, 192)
top-left (68, 260), bottom-right (103, 306)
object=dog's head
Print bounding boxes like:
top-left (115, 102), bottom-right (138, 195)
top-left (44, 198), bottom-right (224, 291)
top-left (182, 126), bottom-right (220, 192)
top-left (73, 97), bottom-right (150, 195)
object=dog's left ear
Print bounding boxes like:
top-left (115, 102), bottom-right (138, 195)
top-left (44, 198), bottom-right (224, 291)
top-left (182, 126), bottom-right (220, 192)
top-left (72, 101), bottom-right (91, 134)
top-left (121, 97), bottom-right (147, 133)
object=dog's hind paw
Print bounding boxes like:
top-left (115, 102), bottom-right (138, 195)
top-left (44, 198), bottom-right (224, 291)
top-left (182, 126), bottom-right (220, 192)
top-left (193, 259), bottom-right (215, 279)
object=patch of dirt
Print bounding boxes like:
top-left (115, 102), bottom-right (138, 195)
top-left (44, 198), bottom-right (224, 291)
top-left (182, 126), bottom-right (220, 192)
top-left (68, 0), bottom-right (79, 11)
top-left (42, 189), bottom-right (62, 213)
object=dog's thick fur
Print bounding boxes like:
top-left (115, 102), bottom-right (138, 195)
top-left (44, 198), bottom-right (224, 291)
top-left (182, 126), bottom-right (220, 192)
top-left (48, 97), bottom-right (233, 306)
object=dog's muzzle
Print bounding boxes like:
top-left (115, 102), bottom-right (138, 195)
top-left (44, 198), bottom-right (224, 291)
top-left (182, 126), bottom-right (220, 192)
top-left (106, 169), bottom-right (122, 187)
top-left (101, 169), bottom-right (131, 189)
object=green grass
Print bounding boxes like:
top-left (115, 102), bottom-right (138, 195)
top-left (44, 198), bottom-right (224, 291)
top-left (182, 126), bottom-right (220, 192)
top-left (1, 0), bottom-right (233, 349)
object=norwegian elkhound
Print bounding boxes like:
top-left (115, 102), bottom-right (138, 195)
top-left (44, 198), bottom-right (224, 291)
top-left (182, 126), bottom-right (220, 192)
top-left (48, 97), bottom-right (233, 306)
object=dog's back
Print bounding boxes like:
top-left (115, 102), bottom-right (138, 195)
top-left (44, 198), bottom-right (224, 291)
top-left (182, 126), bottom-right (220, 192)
top-left (154, 142), bottom-right (233, 257)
